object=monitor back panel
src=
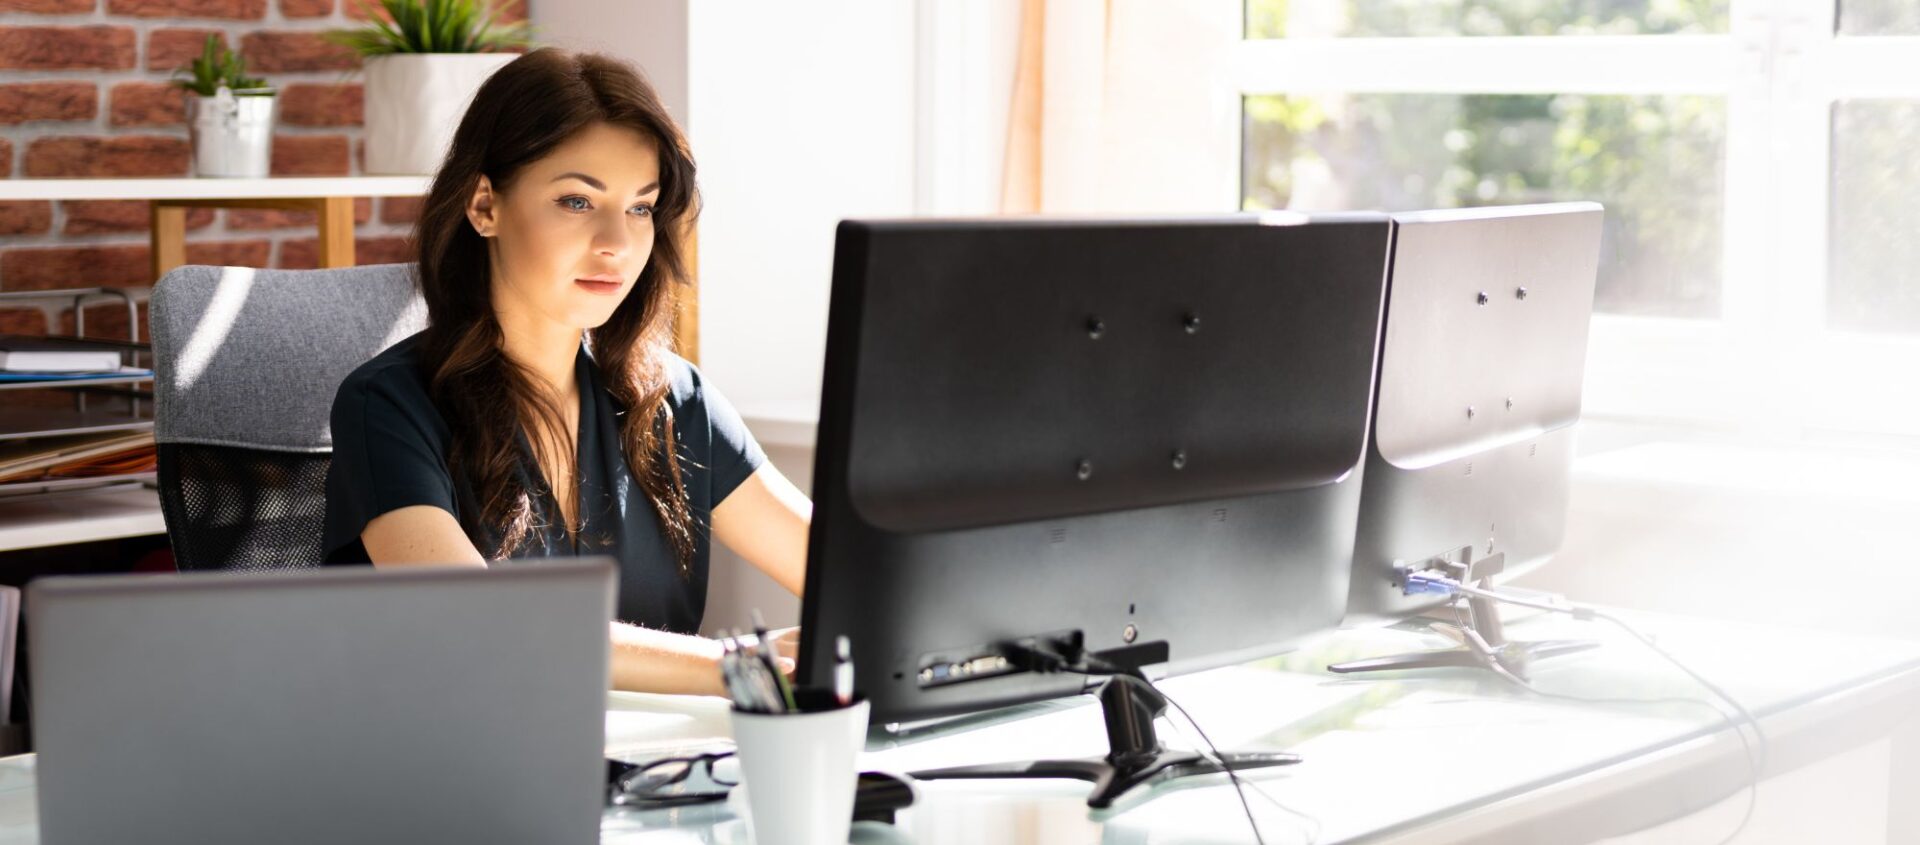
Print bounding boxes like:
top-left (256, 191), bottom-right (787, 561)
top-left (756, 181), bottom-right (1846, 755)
top-left (1347, 203), bottom-right (1604, 623)
top-left (802, 215), bottom-right (1394, 723)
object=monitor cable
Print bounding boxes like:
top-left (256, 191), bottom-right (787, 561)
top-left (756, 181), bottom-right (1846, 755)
top-left (1008, 641), bottom-right (1292, 845)
top-left (1409, 572), bottom-right (1767, 845)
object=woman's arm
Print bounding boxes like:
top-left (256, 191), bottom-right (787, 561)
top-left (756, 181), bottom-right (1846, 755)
top-left (360, 506), bottom-right (732, 695)
top-left (710, 464), bottom-right (812, 597)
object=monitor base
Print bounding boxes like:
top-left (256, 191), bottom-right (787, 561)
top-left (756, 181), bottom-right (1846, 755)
top-left (1329, 577), bottom-right (1598, 681)
top-left (909, 674), bottom-right (1300, 809)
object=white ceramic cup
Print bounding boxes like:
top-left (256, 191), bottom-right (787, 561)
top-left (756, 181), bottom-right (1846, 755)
top-left (729, 699), bottom-right (870, 845)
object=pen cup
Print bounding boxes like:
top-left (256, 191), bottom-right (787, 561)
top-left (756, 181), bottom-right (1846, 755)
top-left (729, 697), bottom-right (869, 845)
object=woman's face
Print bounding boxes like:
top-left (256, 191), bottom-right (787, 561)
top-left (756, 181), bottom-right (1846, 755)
top-left (467, 121), bottom-right (663, 334)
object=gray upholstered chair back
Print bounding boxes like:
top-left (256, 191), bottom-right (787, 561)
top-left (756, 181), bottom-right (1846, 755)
top-left (150, 263), bottom-right (427, 570)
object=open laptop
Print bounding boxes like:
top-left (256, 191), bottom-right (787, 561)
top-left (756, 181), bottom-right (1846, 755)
top-left (27, 558), bottom-right (615, 845)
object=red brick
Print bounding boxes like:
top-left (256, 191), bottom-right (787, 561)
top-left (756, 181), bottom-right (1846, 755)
top-left (342, 0), bottom-right (390, 22)
top-left (0, 201), bottom-right (51, 236)
top-left (277, 235), bottom-right (412, 269)
top-left (269, 134), bottom-right (349, 176)
top-left (1, 245), bottom-right (150, 290)
top-left (240, 32), bottom-right (358, 73)
top-left (380, 196), bottom-right (422, 225)
top-left (0, 82), bottom-right (97, 125)
top-left (0, 26), bottom-right (136, 71)
top-left (184, 239), bottom-right (271, 268)
top-left (107, 0), bottom-right (265, 18)
top-left (226, 197), bottom-right (370, 230)
top-left (280, 0), bottom-right (330, 16)
top-left (0, 308), bottom-right (50, 336)
top-left (278, 82), bottom-right (361, 126)
top-left (0, 138), bottom-right (10, 177)
top-left (62, 200), bottom-right (214, 235)
top-left (147, 29), bottom-right (225, 73)
top-left (23, 136), bottom-right (188, 177)
top-left (108, 82), bottom-right (188, 127)
top-left (0, 0), bottom-right (94, 13)
top-left (60, 302), bottom-right (151, 343)
top-left (0, 240), bottom-right (268, 291)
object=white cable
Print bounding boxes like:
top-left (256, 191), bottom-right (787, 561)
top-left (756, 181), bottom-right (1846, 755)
top-left (1418, 574), bottom-right (1767, 845)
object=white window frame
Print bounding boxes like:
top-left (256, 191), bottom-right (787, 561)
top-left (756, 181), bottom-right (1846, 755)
top-left (1225, 0), bottom-right (1920, 441)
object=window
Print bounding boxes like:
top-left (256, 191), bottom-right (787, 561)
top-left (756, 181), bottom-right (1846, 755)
top-left (1232, 0), bottom-right (1920, 437)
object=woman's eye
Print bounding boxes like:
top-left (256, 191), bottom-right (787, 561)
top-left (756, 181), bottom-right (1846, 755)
top-left (559, 196), bottom-right (591, 212)
top-left (630, 204), bottom-right (654, 218)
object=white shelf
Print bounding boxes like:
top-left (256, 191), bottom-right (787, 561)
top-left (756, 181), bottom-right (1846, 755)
top-left (0, 486), bottom-right (164, 553)
top-left (0, 176), bottom-right (432, 202)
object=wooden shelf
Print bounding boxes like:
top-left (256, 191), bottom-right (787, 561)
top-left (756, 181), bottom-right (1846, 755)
top-left (0, 485), bottom-right (163, 553)
top-left (0, 176), bottom-right (433, 202)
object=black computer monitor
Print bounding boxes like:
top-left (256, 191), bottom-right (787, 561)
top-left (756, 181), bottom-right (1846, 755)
top-left (795, 214), bottom-right (1393, 807)
top-left (1333, 202), bottom-right (1604, 677)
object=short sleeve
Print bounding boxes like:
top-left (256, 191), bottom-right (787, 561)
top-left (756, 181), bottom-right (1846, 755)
top-left (689, 365), bottom-right (768, 504)
top-left (321, 369), bottom-right (458, 559)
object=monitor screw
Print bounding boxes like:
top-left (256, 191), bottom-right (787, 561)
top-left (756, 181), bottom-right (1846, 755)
top-left (1171, 449), bottom-right (1188, 470)
top-left (1086, 317), bottom-right (1106, 339)
top-left (1122, 624), bottom-right (1138, 644)
top-left (1466, 405), bottom-right (1477, 419)
top-left (1076, 459), bottom-right (1094, 481)
top-left (1505, 397), bottom-right (1515, 410)
top-left (1516, 286), bottom-right (1529, 300)
top-left (1183, 313), bottom-right (1201, 334)
top-left (1476, 291), bottom-right (1490, 305)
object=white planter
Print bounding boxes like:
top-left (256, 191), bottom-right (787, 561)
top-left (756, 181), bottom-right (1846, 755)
top-left (188, 89), bottom-right (276, 178)
top-left (362, 52), bottom-right (517, 176)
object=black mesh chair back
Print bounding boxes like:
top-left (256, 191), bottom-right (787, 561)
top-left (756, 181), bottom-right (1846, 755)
top-left (150, 264), bottom-right (427, 571)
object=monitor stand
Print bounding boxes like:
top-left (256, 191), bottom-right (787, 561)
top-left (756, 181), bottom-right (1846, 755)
top-left (1327, 575), bottom-right (1597, 680)
top-left (909, 672), bottom-right (1301, 809)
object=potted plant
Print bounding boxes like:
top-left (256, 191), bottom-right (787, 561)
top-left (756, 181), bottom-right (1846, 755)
top-left (328, 0), bottom-right (534, 175)
top-left (173, 35), bottom-right (276, 178)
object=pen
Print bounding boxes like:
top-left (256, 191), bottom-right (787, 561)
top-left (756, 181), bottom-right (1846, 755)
top-left (750, 609), bottom-right (797, 712)
top-left (833, 635), bottom-right (853, 707)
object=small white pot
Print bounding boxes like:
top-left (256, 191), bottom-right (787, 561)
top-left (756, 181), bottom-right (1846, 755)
top-left (362, 52), bottom-right (517, 175)
top-left (188, 88), bottom-right (276, 178)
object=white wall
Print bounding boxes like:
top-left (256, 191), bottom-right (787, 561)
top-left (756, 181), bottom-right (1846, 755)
top-left (687, 1), bottom-right (920, 415)
top-left (529, 0), bottom-right (689, 124)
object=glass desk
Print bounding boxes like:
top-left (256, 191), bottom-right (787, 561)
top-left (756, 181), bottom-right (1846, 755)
top-left (0, 606), bottom-right (1914, 844)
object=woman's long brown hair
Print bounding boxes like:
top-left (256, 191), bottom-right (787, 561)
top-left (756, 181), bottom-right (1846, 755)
top-left (411, 48), bottom-right (699, 571)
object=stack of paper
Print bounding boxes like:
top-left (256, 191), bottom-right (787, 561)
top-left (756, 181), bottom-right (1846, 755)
top-left (0, 430), bottom-right (156, 484)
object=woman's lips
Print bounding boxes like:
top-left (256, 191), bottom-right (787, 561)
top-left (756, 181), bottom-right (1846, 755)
top-left (575, 278), bottom-right (622, 295)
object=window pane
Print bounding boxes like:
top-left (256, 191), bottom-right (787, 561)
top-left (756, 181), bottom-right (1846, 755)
top-left (1245, 0), bottom-right (1729, 38)
top-left (1829, 100), bottom-right (1920, 334)
top-left (1243, 93), bottom-right (1726, 318)
top-left (1838, 1), bottom-right (1920, 35)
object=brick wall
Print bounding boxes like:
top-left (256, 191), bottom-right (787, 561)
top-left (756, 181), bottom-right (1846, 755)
top-left (0, 0), bottom-right (528, 341)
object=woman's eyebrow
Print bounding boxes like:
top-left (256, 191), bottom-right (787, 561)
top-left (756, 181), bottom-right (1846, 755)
top-left (550, 172), bottom-right (660, 197)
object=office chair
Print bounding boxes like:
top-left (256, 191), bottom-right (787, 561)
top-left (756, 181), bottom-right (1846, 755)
top-left (151, 263), bottom-right (427, 571)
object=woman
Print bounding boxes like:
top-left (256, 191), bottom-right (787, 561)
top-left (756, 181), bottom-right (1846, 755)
top-left (320, 48), bottom-right (810, 697)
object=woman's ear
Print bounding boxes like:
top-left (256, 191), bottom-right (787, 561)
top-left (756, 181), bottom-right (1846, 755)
top-left (466, 175), bottom-right (499, 238)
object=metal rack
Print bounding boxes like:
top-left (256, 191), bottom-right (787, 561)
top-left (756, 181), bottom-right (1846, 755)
top-left (0, 288), bottom-right (155, 500)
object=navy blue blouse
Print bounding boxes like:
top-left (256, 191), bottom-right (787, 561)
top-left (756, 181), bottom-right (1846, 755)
top-left (320, 331), bottom-right (766, 634)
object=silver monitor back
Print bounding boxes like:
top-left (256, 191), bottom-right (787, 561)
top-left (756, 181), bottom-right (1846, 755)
top-left (1345, 203), bottom-right (1603, 625)
top-left (27, 559), bottom-right (615, 845)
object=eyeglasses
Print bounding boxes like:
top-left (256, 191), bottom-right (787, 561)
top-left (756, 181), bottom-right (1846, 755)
top-left (607, 751), bottom-right (739, 808)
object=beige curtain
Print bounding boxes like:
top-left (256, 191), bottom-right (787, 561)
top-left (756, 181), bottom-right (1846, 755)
top-left (999, 0), bottom-right (1111, 214)
top-left (998, 0), bottom-right (1241, 215)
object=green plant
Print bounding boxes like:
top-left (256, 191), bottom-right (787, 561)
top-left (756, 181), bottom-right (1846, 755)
top-left (172, 35), bottom-right (272, 97)
top-left (326, 0), bottom-right (535, 56)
